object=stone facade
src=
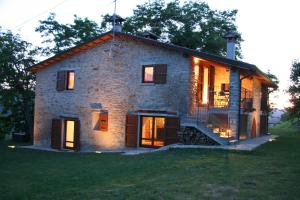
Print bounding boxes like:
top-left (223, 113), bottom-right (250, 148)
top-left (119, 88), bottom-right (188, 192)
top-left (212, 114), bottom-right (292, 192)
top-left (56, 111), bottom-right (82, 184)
top-left (228, 67), bottom-right (240, 138)
top-left (33, 37), bottom-right (190, 150)
top-left (33, 35), bottom-right (268, 149)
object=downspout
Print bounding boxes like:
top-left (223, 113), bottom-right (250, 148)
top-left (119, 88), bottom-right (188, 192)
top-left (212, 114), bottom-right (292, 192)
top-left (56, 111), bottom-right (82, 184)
top-left (237, 70), bottom-right (256, 141)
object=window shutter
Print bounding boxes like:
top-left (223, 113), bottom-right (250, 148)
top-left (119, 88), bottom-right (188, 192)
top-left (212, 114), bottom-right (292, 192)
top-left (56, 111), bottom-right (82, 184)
top-left (209, 66), bottom-right (215, 107)
top-left (56, 71), bottom-right (67, 91)
top-left (165, 117), bottom-right (180, 145)
top-left (51, 118), bottom-right (62, 149)
top-left (125, 114), bottom-right (138, 147)
top-left (261, 85), bottom-right (268, 112)
top-left (74, 119), bottom-right (80, 151)
top-left (154, 64), bottom-right (167, 84)
top-left (99, 112), bottom-right (108, 131)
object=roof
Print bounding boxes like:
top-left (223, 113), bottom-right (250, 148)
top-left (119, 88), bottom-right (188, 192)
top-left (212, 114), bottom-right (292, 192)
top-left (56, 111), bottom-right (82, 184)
top-left (27, 31), bottom-right (276, 87)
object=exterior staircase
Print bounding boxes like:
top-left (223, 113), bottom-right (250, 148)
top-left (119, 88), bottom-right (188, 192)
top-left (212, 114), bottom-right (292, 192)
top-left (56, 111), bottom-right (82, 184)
top-left (181, 108), bottom-right (230, 145)
top-left (180, 121), bottom-right (229, 145)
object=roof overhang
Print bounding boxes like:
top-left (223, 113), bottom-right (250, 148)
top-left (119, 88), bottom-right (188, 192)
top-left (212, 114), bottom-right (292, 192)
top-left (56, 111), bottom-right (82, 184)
top-left (27, 31), bottom-right (276, 87)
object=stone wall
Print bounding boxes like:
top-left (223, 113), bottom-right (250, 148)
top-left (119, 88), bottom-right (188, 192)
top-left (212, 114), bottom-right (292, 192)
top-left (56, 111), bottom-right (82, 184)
top-left (33, 37), bottom-right (190, 150)
top-left (228, 67), bottom-right (240, 138)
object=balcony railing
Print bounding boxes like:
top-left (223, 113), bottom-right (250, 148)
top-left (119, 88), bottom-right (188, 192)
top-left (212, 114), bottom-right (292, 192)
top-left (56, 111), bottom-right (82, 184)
top-left (211, 86), bottom-right (253, 109)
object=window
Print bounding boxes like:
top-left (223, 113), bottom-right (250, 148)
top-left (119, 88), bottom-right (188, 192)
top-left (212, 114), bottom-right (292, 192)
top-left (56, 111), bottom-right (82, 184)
top-left (202, 67), bottom-right (209, 104)
top-left (67, 71), bottom-right (75, 90)
top-left (141, 116), bottom-right (165, 147)
top-left (143, 66), bottom-right (154, 83)
top-left (142, 64), bottom-right (167, 84)
top-left (94, 111), bottom-right (108, 131)
top-left (56, 70), bottom-right (75, 91)
top-left (65, 120), bottom-right (75, 148)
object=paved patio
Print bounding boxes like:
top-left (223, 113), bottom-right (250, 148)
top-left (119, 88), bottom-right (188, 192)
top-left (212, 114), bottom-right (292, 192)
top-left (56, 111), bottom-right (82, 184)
top-left (19, 134), bottom-right (278, 155)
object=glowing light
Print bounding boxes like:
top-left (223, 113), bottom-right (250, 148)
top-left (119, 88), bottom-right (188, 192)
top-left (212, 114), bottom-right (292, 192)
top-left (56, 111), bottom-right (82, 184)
top-left (65, 120), bottom-right (75, 148)
top-left (8, 145), bottom-right (16, 149)
top-left (95, 151), bottom-right (102, 154)
top-left (144, 66), bottom-right (154, 82)
top-left (193, 57), bottom-right (199, 64)
top-left (194, 64), bottom-right (199, 88)
top-left (67, 71), bottom-right (75, 89)
top-left (202, 67), bottom-right (209, 104)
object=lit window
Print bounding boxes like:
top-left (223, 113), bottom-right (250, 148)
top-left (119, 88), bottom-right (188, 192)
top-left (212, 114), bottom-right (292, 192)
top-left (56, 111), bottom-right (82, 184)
top-left (143, 66), bottom-right (154, 83)
top-left (65, 120), bottom-right (75, 148)
top-left (67, 71), bottom-right (75, 90)
top-left (202, 67), bottom-right (209, 104)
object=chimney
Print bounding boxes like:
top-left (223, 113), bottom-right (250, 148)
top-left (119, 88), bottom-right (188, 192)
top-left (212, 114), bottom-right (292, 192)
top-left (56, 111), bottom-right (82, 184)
top-left (109, 14), bottom-right (125, 32)
top-left (224, 31), bottom-right (239, 60)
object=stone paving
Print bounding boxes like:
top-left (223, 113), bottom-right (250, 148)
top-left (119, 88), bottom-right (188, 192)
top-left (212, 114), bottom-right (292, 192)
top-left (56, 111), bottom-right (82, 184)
top-left (19, 135), bottom-right (278, 155)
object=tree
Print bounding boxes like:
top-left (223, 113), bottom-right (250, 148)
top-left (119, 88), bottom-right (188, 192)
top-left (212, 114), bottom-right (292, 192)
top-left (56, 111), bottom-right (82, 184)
top-left (37, 0), bottom-right (242, 57)
top-left (36, 13), bottom-right (103, 55)
top-left (265, 71), bottom-right (279, 113)
top-left (266, 71), bottom-right (279, 95)
top-left (0, 28), bottom-right (38, 139)
top-left (287, 60), bottom-right (300, 121)
top-left (104, 0), bottom-right (242, 57)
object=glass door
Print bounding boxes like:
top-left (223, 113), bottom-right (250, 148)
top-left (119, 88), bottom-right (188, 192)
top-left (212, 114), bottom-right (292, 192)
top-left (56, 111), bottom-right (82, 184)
top-left (64, 120), bottom-right (75, 149)
top-left (141, 116), bottom-right (165, 147)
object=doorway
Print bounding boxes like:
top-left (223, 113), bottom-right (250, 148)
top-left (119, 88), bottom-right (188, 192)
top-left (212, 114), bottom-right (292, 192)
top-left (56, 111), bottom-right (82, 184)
top-left (140, 116), bottom-right (165, 147)
top-left (64, 120), bottom-right (76, 149)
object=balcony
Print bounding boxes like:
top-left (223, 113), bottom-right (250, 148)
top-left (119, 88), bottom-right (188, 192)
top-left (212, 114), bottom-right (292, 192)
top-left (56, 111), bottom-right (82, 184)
top-left (211, 86), bottom-right (253, 110)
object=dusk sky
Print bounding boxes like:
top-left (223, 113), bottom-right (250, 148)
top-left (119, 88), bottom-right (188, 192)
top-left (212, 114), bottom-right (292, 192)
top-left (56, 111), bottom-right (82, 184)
top-left (1, 0), bottom-right (299, 109)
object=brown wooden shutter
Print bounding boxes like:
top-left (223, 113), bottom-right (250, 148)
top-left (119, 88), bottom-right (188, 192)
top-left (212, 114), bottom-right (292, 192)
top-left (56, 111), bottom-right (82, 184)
top-left (74, 119), bottom-right (80, 151)
top-left (154, 64), bottom-right (167, 84)
top-left (56, 71), bottom-right (66, 91)
top-left (261, 85), bottom-right (268, 112)
top-left (125, 114), bottom-right (138, 147)
top-left (51, 118), bottom-right (62, 149)
top-left (165, 117), bottom-right (180, 145)
top-left (100, 112), bottom-right (108, 131)
top-left (209, 66), bottom-right (215, 107)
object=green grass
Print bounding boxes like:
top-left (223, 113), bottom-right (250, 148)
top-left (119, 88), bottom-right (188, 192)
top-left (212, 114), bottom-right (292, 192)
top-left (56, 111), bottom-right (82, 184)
top-left (0, 123), bottom-right (299, 200)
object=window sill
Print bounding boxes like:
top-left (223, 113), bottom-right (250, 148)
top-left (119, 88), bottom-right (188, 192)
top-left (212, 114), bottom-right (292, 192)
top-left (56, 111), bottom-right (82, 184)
top-left (141, 83), bottom-right (155, 86)
top-left (57, 90), bottom-right (75, 93)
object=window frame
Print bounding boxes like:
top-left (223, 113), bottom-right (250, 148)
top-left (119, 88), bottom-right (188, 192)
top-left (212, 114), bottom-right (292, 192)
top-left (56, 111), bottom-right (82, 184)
top-left (142, 65), bottom-right (155, 83)
top-left (66, 70), bottom-right (75, 90)
top-left (142, 64), bottom-right (167, 84)
top-left (64, 119), bottom-right (76, 150)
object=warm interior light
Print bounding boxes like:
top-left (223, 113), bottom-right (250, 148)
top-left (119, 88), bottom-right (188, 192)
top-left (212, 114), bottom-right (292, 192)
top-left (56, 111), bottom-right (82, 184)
top-left (144, 67), bottom-right (154, 82)
top-left (202, 67), bottom-right (209, 104)
top-left (67, 72), bottom-right (75, 89)
top-left (193, 57), bottom-right (199, 64)
top-left (8, 145), bottom-right (16, 149)
top-left (194, 64), bottom-right (199, 88)
top-left (66, 120), bottom-right (75, 148)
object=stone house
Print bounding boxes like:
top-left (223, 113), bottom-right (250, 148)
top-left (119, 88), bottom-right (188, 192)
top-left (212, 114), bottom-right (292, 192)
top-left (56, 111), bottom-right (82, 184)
top-left (28, 23), bottom-right (276, 151)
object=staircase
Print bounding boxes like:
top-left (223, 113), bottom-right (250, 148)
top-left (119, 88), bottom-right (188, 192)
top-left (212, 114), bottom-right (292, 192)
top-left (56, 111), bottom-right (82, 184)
top-left (181, 108), bottom-right (229, 145)
top-left (180, 121), bottom-right (229, 145)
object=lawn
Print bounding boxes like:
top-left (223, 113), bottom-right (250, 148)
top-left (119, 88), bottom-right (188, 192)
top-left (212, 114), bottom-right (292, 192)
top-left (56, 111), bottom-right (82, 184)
top-left (0, 123), bottom-right (299, 200)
